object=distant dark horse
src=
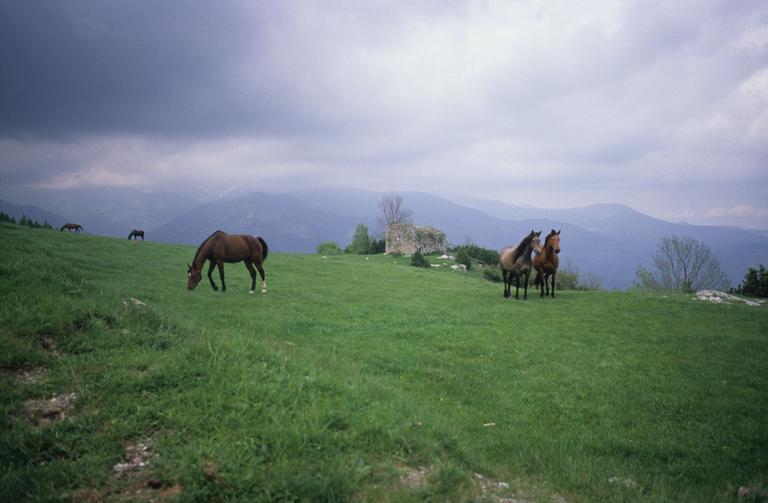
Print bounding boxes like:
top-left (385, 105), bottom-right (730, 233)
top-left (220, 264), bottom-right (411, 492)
top-left (499, 230), bottom-right (541, 300)
top-left (128, 229), bottom-right (145, 241)
top-left (60, 223), bottom-right (83, 233)
top-left (187, 231), bottom-right (269, 293)
top-left (533, 229), bottom-right (561, 298)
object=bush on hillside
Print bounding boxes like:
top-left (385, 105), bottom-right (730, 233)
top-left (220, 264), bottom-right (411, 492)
top-left (410, 250), bottom-right (430, 268)
top-left (369, 238), bottom-right (386, 254)
top-left (316, 241), bottom-right (342, 255)
top-left (455, 248), bottom-right (472, 271)
top-left (483, 269), bottom-right (502, 283)
top-left (739, 264), bottom-right (768, 297)
top-left (451, 243), bottom-right (499, 266)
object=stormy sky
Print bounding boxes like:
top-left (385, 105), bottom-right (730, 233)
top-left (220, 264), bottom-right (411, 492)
top-left (1, 0), bottom-right (767, 228)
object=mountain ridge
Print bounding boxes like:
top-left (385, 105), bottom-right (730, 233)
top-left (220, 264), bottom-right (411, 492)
top-left (5, 186), bottom-right (767, 289)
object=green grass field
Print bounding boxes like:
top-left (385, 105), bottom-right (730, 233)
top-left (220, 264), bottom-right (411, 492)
top-left (1, 223), bottom-right (767, 502)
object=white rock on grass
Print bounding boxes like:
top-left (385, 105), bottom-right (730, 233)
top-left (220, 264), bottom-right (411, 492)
top-left (694, 290), bottom-right (763, 306)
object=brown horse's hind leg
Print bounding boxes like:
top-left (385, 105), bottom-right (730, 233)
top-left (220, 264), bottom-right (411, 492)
top-left (502, 270), bottom-right (510, 298)
top-left (245, 261), bottom-right (257, 293)
top-left (255, 263), bottom-right (266, 293)
top-left (523, 271), bottom-right (529, 300)
top-left (217, 261), bottom-right (226, 292)
top-left (207, 260), bottom-right (219, 291)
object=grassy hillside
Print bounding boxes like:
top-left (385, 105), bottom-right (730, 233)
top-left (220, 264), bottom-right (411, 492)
top-left (1, 223), bottom-right (766, 502)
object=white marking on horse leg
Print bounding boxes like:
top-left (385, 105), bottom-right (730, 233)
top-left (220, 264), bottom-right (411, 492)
top-left (261, 280), bottom-right (267, 293)
top-left (249, 290), bottom-right (255, 294)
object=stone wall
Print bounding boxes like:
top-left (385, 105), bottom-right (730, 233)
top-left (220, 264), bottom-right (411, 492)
top-left (385, 223), bottom-right (447, 255)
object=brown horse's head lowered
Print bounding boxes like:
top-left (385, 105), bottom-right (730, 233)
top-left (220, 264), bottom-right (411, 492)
top-left (187, 263), bottom-right (203, 290)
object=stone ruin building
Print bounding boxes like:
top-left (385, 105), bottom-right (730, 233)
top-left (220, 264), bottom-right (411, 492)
top-left (385, 223), bottom-right (447, 255)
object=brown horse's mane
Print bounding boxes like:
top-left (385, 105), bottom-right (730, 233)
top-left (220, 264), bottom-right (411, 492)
top-left (509, 231), bottom-right (536, 263)
top-left (193, 230), bottom-right (225, 265)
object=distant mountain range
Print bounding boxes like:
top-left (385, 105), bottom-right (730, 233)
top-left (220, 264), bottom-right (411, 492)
top-left (2, 186), bottom-right (766, 289)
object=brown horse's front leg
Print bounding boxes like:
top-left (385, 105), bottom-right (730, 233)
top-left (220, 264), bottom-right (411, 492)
top-left (217, 261), bottom-right (226, 292)
top-left (207, 261), bottom-right (218, 291)
top-left (523, 271), bottom-right (529, 300)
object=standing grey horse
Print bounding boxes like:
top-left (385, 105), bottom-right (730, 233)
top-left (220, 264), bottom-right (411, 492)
top-left (500, 230), bottom-right (542, 300)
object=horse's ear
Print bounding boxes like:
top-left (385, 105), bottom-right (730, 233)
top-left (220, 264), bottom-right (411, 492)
top-left (551, 228), bottom-right (556, 234)
top-left (557, 229), bottom-right (561, 235)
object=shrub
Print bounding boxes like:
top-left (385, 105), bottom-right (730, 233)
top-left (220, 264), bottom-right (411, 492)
top-left (369, 238), bottom-right (386, 254)
top-left (410, 251), bottom-right (430, 268)
top-left (451, 243), bottom-right (499, 266)
top-left (316, 242), bottom-right (342, 255)
top-left (455, 248), bottom-right (472, 271)
top-left (740, 264), bottom-right (768, 297)
top-left (483, 269), bottom-right (502, 283)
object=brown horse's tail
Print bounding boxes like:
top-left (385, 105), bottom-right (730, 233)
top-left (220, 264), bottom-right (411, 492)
top-left (257, 237), bottom-right (269, 261)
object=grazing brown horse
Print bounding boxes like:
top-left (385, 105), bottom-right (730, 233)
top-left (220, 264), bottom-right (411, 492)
top-left (60, 223), bottom-right (83, 232)
top-left (499, 230), bottom-right (542, 300)
top-left (187, 230), bottom-right (269, 293)
top-left (533, 229), bottom-right (561, 298)
top-left (128, 229), bottom-right (145, 240)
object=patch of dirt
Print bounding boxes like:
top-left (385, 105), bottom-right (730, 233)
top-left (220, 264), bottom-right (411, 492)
top-left (400, 466), bottom-right (430, 488)
top-left (398, 466), bottom-right (563, 502)
top-left (737, 484), bottom-right (768, 499)
top-left (7, 366), bottom-right (47, 384)
top-left (23, 392), bottom-right (77, 426)
top-left (73, 436), bottom-right (181, 501)
top-left (113, 438), bottom-right (155, 476)
top-left (41, 336), bottom-right (62, 357)
top-left (122, 297), bottom-right (147, 307)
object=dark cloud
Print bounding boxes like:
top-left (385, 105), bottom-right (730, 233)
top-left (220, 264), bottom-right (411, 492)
top-left (0, 0), bottom-right (766, 228)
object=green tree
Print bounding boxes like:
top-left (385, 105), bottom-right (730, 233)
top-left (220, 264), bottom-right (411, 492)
top-left (346, 224), bottom-right (371, 255)
top-left (316, 241), bottom-right (342, 255)
top-left (741, 264), bottom-right (768, 298)
top-left (410, 250), bottom-right (430, 268)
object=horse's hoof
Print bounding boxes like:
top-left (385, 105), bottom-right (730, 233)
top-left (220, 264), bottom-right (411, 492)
top-left (261, 289), bottom-right (267, 293)
top-left (249, 290), bottom-right (255, 294)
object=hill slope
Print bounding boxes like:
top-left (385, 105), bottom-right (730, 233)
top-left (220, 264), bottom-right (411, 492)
top-left (7, 187), bottom-right (768, 288)
top-left (1, 224), bottom-right (767, 501)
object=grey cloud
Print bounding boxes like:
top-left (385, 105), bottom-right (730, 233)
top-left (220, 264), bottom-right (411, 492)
top-left (0, 0), bottom-right (766, 228)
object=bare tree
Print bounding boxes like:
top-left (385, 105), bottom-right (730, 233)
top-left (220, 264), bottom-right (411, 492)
top-left (377, 195), bottom-right (413, 228)
top-left (638, 235), bottom-right (730, 292)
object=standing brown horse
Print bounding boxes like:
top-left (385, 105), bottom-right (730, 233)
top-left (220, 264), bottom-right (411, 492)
top-left (533, 229), bottom-right (561, 298)
top-left (128, 229), bottom-right (145, 240)
top-left (499, 230), bottom-right (542, 300)
top-left (60, 223), bottom-right (83, 232)
top-left (187, 230), bottom-right (269, 293)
